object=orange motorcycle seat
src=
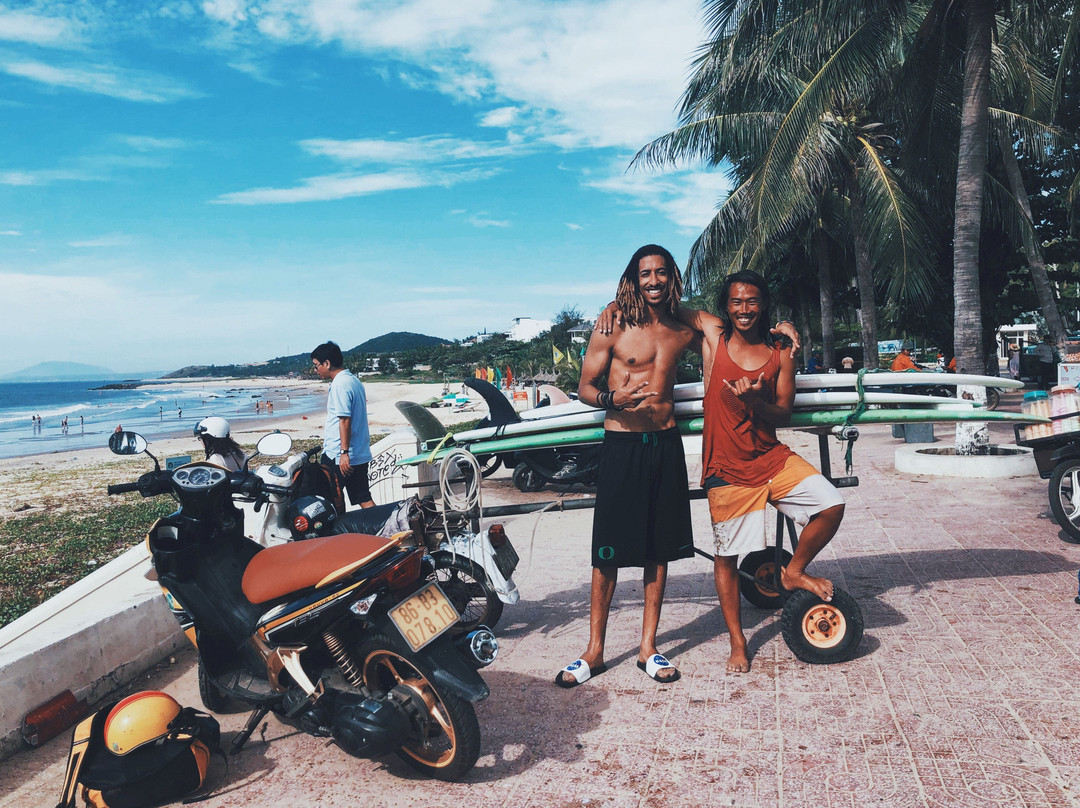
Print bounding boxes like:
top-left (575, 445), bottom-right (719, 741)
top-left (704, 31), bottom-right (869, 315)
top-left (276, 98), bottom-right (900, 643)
top-left (242, 532), bottom-right (398, 604)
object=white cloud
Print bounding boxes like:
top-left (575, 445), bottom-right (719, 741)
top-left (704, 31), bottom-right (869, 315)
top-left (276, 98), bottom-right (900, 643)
top-left (0, 8), bottom-right (82, 46)
top-left (587, 160), bottom-right (732, 231)
top-left (0, 167), bottom-right (97, 186)
top-left (467, 214), bottom-right (510, 228)
top-left (213, 166), bottom-right (500, 204)
top-left (69, 234), bottom-right (134, 248)
top-left (117, 135), bottom-right (189, 151)
top-left (197, 0), bottom-right (703, 151)
top-left (2, 58), bottom-right (201, 102)
top-left (0, 229), bottom-right (21, 236)
top-left (479, 106), bottom-right (520, 128)
top-left (565, 223), bottom-right (583, 231)
top-left (301, 135), bottom-right (523, 164)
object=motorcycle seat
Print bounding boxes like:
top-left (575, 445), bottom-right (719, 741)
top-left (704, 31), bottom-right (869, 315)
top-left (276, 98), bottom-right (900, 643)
top-left (242, 531), bottom-right (398, 604)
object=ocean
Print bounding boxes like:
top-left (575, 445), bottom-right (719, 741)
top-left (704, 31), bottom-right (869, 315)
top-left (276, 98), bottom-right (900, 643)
top-left (0, 379), bottom-right (325, 460)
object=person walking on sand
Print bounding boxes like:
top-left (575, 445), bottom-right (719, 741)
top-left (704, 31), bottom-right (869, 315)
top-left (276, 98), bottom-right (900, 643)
top-left (311, 341), bottom-right (376, 509)
top-left (677, 271), bottom-right (844, 674)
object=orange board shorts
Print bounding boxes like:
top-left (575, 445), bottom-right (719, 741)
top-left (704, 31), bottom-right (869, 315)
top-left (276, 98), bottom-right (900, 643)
top-left (705, 454), bottom-right (844, 557)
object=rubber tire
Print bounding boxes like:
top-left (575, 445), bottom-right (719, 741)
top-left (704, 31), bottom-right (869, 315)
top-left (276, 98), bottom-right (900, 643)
top-left (353, 631), bottom-right (481, 781)
top-left (1049, 460), bottom-right (1080, 542)
top-left (985, 387), bottom-right (1000, 411)
top-left (512, 462), bottom-right (546, 493)
top-left (198, 660), bottom-right (234, 713)
top-left (476, 454), bottom-right (502, 478)
top-left (738, 549), bottom-right (794, 609)
top-left (780, 587), bottom-right (864, 664)
top-left (429, 552), bottom-right (504, 632)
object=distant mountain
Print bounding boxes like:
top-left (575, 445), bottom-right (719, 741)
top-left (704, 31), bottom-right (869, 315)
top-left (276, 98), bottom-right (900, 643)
top-left (0, 361), bottom-right (132, 382)
top-left (162, 332), bottom-right (452, 379)
top-left (355, 332), bottom-right (452, 353)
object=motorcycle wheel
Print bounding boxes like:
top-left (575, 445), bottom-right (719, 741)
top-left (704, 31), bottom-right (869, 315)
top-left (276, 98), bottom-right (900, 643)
top-left (512, 462), bottom-right (546, 493)
top-left (1049, 460), bottom-right (1080, 543)
top-left (429, 552), bottom-right (503, 631)
top-left (985, 387), bottom-right (1000, 411)
top-left (354, 631), bottom-right (480, 781)
top-left (476, 454), bottom-right (501, 478)
top-left (198, 660), bottom-right (235, 713)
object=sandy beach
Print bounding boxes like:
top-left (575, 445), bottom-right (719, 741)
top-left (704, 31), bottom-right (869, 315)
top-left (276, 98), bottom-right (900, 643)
top-left (0, 378), bottom-right (487, 514)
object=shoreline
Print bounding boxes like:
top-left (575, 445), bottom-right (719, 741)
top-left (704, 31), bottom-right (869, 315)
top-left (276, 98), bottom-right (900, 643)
top-left (0, 378), bottom-right (485, 475)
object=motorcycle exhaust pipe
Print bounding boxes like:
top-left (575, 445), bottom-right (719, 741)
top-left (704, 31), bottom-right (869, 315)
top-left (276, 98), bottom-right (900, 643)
top-left (455, 627), bottom-right (498, 668)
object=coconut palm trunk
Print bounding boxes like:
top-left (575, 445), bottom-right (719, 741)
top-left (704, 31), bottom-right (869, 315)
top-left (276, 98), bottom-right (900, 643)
top-left (1000, 140), bottom-right (1068, 352)
top-left (850, 182), bottom-right (880, 369)
top-left (813, 229), bottom-right (836, 371)
top-left (953, 0), bottom-right (994, 454)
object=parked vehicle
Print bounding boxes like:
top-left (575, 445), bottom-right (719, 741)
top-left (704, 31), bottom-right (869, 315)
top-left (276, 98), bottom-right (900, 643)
top-left (107, 430), bottom-right (497, 781)
top-left (461, 378), bottom-right (600, 493)
top-left (241, 441), bottom-right (520, 632)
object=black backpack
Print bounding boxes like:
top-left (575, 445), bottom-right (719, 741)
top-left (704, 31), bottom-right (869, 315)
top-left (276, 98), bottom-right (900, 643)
top-left (56, 698), bottom-right (221, 808)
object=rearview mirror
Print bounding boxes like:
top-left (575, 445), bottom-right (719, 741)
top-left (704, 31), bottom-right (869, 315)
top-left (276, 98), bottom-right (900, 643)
top-left (109, 431), bottom-right (147, 455)
top-left (256, 431), bottom-right (293, 457)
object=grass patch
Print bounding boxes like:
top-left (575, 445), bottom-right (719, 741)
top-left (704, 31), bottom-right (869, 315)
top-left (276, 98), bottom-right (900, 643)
top-left (0, 497), bottom-right (176, 627)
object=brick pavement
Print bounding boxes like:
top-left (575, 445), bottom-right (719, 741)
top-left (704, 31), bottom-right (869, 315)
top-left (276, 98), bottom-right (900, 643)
top-left (3, 410), bottom-right (1079, 808)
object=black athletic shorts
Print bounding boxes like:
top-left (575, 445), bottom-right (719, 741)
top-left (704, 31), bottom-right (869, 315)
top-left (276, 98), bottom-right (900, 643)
top-left (321, 454), bottom-right (373, 507)
top-left (591, 427), bottom-right (694, 568)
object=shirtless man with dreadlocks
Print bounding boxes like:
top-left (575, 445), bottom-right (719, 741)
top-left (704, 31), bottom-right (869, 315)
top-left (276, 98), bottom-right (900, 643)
top-left (554, 245), bottom-right (800, 688)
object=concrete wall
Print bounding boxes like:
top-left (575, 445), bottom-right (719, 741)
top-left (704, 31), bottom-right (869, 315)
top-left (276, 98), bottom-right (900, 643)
top-left (0, 543), bottom-right (185, 761)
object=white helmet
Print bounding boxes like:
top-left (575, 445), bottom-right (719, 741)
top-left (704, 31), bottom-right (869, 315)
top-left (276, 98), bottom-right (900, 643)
top-left (194, 416), bottom-right (230, 439)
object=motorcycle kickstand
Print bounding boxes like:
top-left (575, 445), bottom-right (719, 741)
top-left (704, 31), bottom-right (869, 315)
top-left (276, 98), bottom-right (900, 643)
top-left (230, 705), bottom-right (271, 755)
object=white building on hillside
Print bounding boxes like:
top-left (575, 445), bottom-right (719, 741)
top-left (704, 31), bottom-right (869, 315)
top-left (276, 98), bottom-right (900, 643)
top-left (507, 316), bottom-right (551, 342)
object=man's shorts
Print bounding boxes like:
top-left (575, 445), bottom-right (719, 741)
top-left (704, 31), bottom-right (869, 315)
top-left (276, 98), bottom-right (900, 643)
top-left (705, 454), bottom-right (844, 557)
top-left (321, 454), bottom-right (373, 508)
top-left (591, 427), bottom-right (694, 568)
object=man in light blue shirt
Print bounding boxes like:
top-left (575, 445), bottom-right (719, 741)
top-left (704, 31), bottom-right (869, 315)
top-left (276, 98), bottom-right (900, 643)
top-left (311, 341), bottom-right (375, 508)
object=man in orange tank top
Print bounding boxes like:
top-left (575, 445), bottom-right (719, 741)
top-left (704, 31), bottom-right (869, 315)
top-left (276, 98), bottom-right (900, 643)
top-left (679, 271), bottom-right (845, 674)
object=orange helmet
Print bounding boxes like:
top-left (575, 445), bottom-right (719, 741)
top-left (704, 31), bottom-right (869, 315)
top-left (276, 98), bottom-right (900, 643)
top-left (103, 691), bottom-right (182, 755)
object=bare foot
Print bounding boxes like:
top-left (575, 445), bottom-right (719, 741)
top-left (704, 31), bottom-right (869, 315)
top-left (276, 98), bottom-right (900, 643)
top-left (781, 566), bottom-right (834, 601)
top-left (726, 647), bottom-right (750, 674)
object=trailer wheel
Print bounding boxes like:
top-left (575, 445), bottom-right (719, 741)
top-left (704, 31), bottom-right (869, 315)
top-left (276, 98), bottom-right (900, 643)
top-left (738, 549), bottom-right (793, 609)
top-left (1049, 460), bottom-right (1080, 542)
top-left (780, 588), bottom-right (864, 664)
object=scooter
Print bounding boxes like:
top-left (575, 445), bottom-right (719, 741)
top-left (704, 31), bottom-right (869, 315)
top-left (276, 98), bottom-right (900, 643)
top-left (461, 377), bottom-right (600, 493)
top-left (241, 443), bottom-right (520, 632)
top-left (107, 429), bottom-right (497, 781)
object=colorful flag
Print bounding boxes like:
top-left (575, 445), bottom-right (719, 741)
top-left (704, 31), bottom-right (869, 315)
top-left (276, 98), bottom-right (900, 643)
top-left (553, 345), bottom-right (565, 366)
top-left (505, 366), bottom-right (514, 389)
top-left (567, 348), bottom-right (579, 370)
top-left (487, 366), bottom-right (495, 383)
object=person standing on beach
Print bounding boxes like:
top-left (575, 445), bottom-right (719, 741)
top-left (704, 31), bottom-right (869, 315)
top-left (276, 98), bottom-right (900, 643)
top-left (311, 341), bottom-right (375, 509)
top-left (554, 244), bottom-right (697, 689)
top-left (681, 271), bottom-right (844, 673)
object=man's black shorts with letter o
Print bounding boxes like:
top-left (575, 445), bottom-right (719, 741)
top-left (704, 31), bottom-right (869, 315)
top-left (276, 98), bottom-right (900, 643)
top-left (591, 427), bottom-right (694, 568)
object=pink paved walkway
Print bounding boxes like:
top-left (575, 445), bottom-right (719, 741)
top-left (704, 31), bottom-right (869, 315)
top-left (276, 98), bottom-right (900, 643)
top-left (3, 408), bottom-right (1078, 807)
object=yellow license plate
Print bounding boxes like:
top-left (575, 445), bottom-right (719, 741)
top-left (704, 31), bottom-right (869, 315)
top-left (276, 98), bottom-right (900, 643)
top-left (388, 583), bottom-right (461, 651)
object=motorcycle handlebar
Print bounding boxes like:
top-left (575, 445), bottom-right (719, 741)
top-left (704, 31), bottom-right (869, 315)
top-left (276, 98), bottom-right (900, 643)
top-left (107, 482), bottom-right (141, 495)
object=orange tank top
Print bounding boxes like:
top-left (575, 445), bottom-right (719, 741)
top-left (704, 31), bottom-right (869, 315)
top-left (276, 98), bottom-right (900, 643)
top-left (702, 338), bottom-right (793, 487)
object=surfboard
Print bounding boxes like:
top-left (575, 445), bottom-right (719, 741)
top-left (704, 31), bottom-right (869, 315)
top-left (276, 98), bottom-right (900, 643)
top-left (793, 371), bottom-right (1023, 390)
top-left (452, 391), bottom-right (977, 445)
top-left (399, 407), bottom-right (1046, 467)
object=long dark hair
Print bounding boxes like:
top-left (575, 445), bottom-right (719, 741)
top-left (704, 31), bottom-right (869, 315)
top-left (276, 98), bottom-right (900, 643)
top-left (716, 270), bottom-right (776, 344)
top-left (615, 244), bottom-right (683, 327)
top-left (201, 435), bottom-right (245, 466)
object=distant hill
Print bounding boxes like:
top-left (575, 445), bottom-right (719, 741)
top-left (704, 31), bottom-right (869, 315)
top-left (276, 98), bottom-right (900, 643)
top-left (162, 332), bottom-right (452, 379)
top-left (1, 361), bottom-right (129, 382)
top-left (355, 332), bottom-right (452, 353)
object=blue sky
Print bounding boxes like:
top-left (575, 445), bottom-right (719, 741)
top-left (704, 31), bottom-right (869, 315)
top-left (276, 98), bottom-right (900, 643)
top-left (0, 1), bottom-right (729, 376)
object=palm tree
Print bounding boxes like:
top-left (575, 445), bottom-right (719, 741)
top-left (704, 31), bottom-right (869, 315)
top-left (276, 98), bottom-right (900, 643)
top-left (632, 0), bottom-right (935, 369)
